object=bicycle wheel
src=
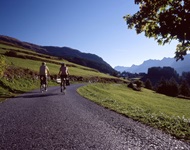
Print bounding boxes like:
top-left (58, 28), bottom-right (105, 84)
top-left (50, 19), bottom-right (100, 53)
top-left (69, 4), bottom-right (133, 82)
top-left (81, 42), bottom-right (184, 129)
top-left (40, 84), bottom-right (44, 93)
top-left (60, 79), bottom-right (66, 94)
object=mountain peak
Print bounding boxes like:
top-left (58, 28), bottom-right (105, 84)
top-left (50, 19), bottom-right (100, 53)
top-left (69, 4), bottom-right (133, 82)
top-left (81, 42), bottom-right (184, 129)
top-left (114, 56), bottom-right (190, 74)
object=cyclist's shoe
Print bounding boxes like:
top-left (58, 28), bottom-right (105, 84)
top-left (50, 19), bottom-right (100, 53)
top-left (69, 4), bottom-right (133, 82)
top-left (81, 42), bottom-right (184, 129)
top-left (61, 88), bottom-right (63, 92)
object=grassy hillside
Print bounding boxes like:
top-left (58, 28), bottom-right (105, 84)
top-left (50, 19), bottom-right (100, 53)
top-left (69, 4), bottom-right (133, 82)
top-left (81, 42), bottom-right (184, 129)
top-left (0, 43), bottom-right (119, 77)
top-left (0, 43), bottom-right (125, 102)
top-left (0, 35), bottom-right (117, 75)
top-left (78, 83), bottom-right (190, 142)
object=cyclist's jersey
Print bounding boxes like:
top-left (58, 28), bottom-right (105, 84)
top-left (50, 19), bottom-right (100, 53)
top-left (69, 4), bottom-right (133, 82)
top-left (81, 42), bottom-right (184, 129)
top-left (60, 66), bottom-right (68, 75)
top-left (39, 65), bottom-right (49, 76)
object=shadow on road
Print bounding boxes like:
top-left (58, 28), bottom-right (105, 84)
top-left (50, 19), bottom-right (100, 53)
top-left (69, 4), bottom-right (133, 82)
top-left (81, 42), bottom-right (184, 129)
top-left (15, 93), bottom-right (59, 99)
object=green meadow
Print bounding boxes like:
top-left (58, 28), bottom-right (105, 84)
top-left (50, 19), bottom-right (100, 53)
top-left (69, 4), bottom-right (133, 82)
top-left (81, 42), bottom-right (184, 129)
top-left (5, 56), bottom-right (108, 77)
top-left (0, 43), bottom-right (115, 78)
top-left (0, 44), bottom-right (117, 102)
top-left (78, 83), bottom-right (190, 141)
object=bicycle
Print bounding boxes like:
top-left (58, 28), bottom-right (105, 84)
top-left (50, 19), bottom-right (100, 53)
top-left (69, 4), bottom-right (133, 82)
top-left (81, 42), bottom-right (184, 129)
top-left (60, 77), bottom-right (66, 94)
top-left (40, 75), bottom-right (48, 93)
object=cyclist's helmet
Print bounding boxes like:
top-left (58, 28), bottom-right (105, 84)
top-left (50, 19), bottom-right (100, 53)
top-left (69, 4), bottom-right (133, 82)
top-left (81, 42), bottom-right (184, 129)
top-left (61, 62), bottom-right (65, 66)
top-left (42, 62), bottom-right (46, 65)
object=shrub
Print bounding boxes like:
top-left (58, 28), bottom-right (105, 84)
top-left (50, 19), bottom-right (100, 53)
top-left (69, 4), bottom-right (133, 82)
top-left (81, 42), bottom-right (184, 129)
top-left (4, 50), bottom-right (17, 57)
top-left (134, 80), bottom-right (144, 88)
top-left (128, 80), bottom-right (143, 91)
top-left (0, 55), bottom-right (6, 77)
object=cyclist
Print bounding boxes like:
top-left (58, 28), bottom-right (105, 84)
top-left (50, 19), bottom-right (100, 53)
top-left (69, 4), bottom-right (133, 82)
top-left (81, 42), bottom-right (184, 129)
top-left (58, 62), bottom-right (69, 92)
top-left (39, 62), bottom-right (50, 91)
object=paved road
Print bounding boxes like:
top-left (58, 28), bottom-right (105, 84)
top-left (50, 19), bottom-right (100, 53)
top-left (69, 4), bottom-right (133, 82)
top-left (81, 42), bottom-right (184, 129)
top-left (0, 84), bottom-right (190, 150)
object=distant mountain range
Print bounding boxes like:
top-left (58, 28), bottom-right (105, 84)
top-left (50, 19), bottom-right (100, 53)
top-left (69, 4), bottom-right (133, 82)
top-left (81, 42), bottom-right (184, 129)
top-left (0, 35), bottom-right (116, 75)
top-left (115, 56), bottom-right (190, 75)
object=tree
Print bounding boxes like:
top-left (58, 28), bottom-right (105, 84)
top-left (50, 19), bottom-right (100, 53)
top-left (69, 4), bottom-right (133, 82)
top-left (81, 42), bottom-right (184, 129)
top-left (179, 80), bottom-right (190, 96)
top-left (124, 0), bottom-right (190, 60)
top-left (144, 79), bottom-right (153, 90)
top-left (156, 77), bottom-right (179, 97)
top-left (168, 77), bottom-right (179, 97)
top-left (156, 77), bottom-right (168, 95)
top-left (181, 72), bottom-right (190, 86)
top-left (142, 66), bottom-right (179, 86)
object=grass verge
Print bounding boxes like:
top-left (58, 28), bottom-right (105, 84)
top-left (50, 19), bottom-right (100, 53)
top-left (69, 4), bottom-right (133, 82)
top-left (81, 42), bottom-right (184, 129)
top-left (77, 83), bottom-right (190, 142)
top-left (0, 77), bottom-right (57, 103)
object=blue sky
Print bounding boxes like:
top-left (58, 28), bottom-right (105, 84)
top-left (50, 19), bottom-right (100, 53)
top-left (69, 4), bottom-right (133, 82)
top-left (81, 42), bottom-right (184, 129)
top-left (0, 0), bottom-right (178, 68)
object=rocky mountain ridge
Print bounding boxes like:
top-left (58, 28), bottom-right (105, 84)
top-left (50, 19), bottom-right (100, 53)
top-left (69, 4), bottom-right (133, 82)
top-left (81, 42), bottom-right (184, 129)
top-left (115, 55), bottom-right (190, 74)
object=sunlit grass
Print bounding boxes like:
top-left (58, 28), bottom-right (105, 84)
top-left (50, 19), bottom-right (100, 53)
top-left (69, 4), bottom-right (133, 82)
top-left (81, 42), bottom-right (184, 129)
top-left (5, 56), bottom-right (112, 78)
top-left (0, 43), bottom-right (48, 55)
top-left (78, 83), bottom-right (190, 141)
top-left (1, 43), bottom-right (117, 78)
top-left (0, 77), bottom-right (38, 103)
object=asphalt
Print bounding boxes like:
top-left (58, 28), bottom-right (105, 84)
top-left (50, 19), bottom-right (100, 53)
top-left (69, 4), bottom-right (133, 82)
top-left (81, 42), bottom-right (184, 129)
top-left (0, 84), bottom-right (190, 150)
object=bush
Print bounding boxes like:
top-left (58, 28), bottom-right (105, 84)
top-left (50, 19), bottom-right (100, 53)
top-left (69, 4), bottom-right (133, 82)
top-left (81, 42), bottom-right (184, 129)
top-left (0, 55), bottom-right (6, 77)
top-left (128, 80), bottom-right (143, 91)
top-left (133, 80), bottom-right (144, 88)
top-left (4, 50), bottom-right (17, 57)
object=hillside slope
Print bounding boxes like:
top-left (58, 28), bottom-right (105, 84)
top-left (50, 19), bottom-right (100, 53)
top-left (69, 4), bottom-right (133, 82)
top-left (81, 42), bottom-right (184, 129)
top-left (0, 35), bottom-right (116, 75)
top-left (43, 46), bottom-right (116, 75)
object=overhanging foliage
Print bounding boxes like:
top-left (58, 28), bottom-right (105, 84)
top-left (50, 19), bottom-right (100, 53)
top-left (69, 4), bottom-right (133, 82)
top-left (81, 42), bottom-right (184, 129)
top-left (124, 0), bottom-right (190, 60)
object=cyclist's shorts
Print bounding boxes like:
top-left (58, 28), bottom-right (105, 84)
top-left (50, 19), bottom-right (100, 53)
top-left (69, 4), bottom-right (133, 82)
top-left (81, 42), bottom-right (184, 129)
top-left (40, 75), bottom-right (47, 84)
top-left (60, 75), bottom-right (68, 81)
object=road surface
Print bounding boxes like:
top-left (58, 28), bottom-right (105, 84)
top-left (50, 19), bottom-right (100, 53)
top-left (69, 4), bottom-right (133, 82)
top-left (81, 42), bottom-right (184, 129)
top-left (0, 84), bottom-right (190, 150)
